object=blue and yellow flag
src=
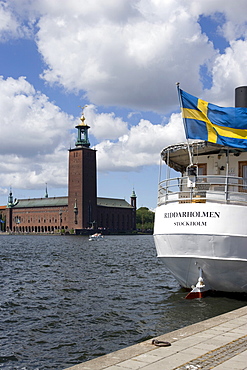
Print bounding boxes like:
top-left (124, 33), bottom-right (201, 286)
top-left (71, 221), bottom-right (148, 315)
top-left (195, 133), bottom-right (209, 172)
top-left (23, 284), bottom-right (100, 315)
top-left (179, 88), bottom-right (247, 149)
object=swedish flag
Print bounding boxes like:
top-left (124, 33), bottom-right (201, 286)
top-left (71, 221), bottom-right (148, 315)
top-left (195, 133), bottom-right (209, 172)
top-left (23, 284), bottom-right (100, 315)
top-left (179, 88), bottom-right (247, 149)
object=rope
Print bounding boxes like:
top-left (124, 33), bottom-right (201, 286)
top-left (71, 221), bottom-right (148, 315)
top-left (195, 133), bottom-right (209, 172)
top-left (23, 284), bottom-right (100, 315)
top-left (152, 339), bottom-right (171, 347)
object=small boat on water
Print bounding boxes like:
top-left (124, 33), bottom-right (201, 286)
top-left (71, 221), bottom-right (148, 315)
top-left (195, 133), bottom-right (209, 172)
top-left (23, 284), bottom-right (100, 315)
top-left (153, 86), bottom-right (247, 296)
top-left (89, 233), bottom-right (104, 241)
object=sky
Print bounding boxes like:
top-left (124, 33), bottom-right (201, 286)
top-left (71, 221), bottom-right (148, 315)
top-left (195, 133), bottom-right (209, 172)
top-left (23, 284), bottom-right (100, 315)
top-left (1, 0), bottom-right (247, 210)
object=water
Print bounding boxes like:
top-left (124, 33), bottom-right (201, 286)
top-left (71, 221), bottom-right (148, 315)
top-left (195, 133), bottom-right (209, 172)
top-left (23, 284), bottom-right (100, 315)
top-left (0, 235), bottom-right (246, 370)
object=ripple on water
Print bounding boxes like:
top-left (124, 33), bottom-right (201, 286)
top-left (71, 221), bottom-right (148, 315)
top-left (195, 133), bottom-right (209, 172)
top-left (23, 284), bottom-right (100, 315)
top-left (0, 234), bottom-right (246, 370)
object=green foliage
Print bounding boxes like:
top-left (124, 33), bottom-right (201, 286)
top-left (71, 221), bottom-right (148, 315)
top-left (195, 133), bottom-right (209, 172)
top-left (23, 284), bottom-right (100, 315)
top-left (136, 207), bottom-right (154, 232)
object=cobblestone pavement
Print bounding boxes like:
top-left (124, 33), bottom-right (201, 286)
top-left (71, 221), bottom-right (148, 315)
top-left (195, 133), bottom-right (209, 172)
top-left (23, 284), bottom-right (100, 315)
top-left (174, 335), bottom-right (247, 370)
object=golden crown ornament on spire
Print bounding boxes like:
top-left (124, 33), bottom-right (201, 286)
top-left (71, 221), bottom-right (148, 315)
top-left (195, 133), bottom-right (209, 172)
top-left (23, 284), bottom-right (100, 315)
top-left (78, 105), bottom-right (88, 126)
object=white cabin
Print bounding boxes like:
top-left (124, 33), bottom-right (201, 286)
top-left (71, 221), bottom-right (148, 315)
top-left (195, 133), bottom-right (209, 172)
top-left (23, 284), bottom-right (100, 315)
top-left (158, 141), bottom-right (247, 206)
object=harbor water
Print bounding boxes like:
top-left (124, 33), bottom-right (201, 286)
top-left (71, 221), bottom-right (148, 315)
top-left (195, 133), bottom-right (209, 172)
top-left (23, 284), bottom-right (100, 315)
top-left (0, 234), bottom-right (246, 370)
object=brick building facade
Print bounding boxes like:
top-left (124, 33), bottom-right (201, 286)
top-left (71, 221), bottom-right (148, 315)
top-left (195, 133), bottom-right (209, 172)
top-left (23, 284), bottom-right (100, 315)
top-left (0, 114), bottom-right (137, 234)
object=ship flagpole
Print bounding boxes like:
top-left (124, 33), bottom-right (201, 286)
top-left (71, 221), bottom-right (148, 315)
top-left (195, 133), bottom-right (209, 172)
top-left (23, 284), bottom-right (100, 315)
top-left (176, 83), bottom-right (193, 166)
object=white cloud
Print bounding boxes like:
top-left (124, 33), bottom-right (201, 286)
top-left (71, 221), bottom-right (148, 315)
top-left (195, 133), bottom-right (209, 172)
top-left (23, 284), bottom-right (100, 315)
top-left (0, 74), bottom-right (185, 193)
top-left (3, 0), bottom-right (247, 111)
top-left (30, 0), bottom-right (215, 112)
top-left (2, 0), bottom-right (247, 201)
top-left (0, 2), bottom-right (19, 40)
top-left (0, 76), bottom-right (75, 156)
top-left (4, 0), bottom-right (247, 108)
top-left (191, 0), bottom-right (247, 35)
top-left (95, 113), bottom-right (185, 172)
top-left (0, 187), bottom-right (8, 196)
top-left (84, 105), bottom-right (128, 141)
top-left (203, 39), bottom-right (247, 106)
top-left (127, 111), bottom-right (141, 119)
top-left (0, 76), bottom-right (75, 189)
top-left (0, 1), bottom-right (33, 41)
top-left (0, 74), bottom-right (185, 192)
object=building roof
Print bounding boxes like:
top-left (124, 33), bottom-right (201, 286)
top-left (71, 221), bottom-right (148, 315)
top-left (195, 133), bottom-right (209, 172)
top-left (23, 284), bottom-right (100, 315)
top-left (6, 196), bottom-right (133, 209)
top-left (13, 197), bottom-right (68, 208)
top-left (97, 197), bottom-right (133, 208)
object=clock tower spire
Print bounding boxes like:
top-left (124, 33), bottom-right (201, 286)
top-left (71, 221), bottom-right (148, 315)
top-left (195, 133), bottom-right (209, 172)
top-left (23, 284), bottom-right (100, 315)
top-left (75, 107), bottom-right (90, 148)
top-left (68, 107), bottom-right (97, 232)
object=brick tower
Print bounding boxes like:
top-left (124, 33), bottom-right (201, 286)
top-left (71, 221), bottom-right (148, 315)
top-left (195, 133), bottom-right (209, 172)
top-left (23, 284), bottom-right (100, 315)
top-left (68, 110), bottom-right (97, 232)
top-left (130, 189), bottom-right (137, 230)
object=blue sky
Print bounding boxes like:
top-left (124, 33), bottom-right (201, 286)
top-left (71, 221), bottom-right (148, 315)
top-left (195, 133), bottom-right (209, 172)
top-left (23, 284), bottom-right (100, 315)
top-left (1, 0), bottom-right (247, 209)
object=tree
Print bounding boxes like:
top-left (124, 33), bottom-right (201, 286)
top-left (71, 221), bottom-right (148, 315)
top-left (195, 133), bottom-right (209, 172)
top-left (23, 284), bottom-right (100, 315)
top-left (136, 207), bottom-right (154, 232)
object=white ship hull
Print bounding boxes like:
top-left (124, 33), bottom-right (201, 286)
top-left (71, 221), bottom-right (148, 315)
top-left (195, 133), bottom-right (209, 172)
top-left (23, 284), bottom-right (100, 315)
top-left (154, 198), bottom-right (247, 293)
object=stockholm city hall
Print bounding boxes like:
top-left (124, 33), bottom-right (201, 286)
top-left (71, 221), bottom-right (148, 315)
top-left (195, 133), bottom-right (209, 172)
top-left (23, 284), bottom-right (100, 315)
top-left (0, 112), bottom-right (137, 234)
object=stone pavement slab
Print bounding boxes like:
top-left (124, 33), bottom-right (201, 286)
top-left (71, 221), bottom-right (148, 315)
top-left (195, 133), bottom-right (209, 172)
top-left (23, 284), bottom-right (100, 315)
top-left (64, 305), bottom-right (247, 370)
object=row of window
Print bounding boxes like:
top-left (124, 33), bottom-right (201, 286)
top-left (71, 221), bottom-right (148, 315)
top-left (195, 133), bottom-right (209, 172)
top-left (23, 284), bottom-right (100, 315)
top-left (13, 225), bottom-right (68, 233)
top-left (13, 216), bottom-right (66, 224)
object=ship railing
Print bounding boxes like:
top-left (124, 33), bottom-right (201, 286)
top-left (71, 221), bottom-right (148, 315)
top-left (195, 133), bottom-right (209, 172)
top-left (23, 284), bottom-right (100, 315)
top-left (158, 175), bottom-right (247, 205)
